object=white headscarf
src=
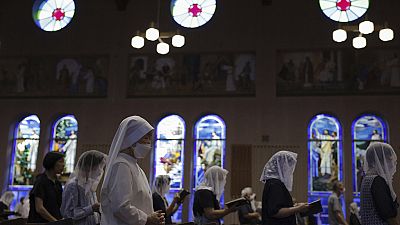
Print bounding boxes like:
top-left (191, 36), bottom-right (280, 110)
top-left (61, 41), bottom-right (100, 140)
top-left (196, 166), bottom-right (228, 201)
top-left (364, 142), bottom-right (397, 200)
top-left (153, 175), bottom-right (171, 196)
top-left (101, 116), bottom-right (154, 196)
top-left (259, 151), bottom-right (298, 192)
top-left (0, 191), bottom-right (15, 208)
top-left (67, 150), bottom-right (107, 194)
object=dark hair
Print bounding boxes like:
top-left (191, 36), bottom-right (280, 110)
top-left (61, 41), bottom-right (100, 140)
top-left (43, 152), bottom-right (64, 170)
top-left (78, 152), bottom-right (105, 171)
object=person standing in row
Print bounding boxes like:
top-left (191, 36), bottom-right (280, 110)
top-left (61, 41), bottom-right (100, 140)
top-left (61, 150), bottom-right (107, 225)
top-left (101, 116), bottom-right (165, 225)
top-left (360, 142), bottom-right (399, 225)
top-left (28, 152), bottom-right (65, 223)
top-left (260, 151), bottom-right (309, 225)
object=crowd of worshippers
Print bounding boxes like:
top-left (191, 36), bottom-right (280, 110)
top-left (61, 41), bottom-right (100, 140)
top-left (0, 116), bottom-right (398, 225)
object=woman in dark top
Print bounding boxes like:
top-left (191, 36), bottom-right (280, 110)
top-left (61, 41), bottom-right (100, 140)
top-left (0, 191), bottom-right (15, 221)
top-left (152, 175), bottom-right (187, 224)
top-left (193, 166), bottom-right (238, 225)
top-left (360, 142), bottom-right (399, 225)
top-left (260, 151), bottom-right (308, 225)
top-left (28, 152), bottom-right (65, 223)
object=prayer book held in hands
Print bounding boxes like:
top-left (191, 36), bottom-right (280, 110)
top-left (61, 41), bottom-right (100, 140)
top-left (225, 197), bottom-right (249, 208)
top-left (179, 189), bottom-right (190, 200)
top-left (300, 199), bottom-right (323, 217)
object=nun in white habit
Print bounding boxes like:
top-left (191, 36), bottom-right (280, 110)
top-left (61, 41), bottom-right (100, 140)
top-left (101, 116), bottom-right (164, 225)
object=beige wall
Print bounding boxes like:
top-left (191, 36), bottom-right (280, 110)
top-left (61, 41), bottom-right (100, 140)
top-left (1, 0), bottom-right (400, 223)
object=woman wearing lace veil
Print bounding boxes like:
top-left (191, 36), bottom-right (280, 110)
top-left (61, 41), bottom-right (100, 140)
top-left (260, 151), bottom-right (308, 225)
top-left (100, 116), bottom-right (164, 225)
top-left (192, 166), bottom-right (238, 225)
top-left (61, 150), bottom-right (107, 225)
top-left (360, 142), bottom-right (399, 225)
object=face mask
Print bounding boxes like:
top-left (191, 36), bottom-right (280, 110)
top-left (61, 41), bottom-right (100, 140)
top-left (133, 143), bottom-right (152, 159)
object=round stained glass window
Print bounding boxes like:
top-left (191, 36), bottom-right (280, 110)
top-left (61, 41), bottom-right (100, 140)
top-left (32, 0), bottom-right (75, 32)
top-left (320, 0), bottom-right (369, 22)
top-left (171, 0), bottom-right (216, 28)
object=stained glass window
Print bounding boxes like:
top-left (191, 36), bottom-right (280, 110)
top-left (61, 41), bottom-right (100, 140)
top-left (10, 115), bottom-right (41, 187)
top-left (194, 115), bottom-right (226, 188)
top-left (352, 114), bottom-right (387, 193)
top-left (50, 115), bottom-right (78, 179)
top-left (32, 0), bottom-right (76, 32)
top-left (171, 0), bottom-right (217, 28)
top-left (154, 115), bottom-right (186, 222)
top-left (319, 0), bottom-right (369, 22)
top-left (308, 114), bottom-right (343, 225)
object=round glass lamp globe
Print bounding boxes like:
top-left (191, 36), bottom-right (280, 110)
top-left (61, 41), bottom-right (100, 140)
top-left (379, 28), bottom-right (394, 42)
top-left (359, 21), bottom-right (374, 35)
top-left (353, 36), bottom-right (367, 49)
top-left (131, 36), bottom-right (145, 49)
top-left (157, 42), bottom-right (170, 55)
top-left (172, 34), bottom-right (185, 47)
top-left (332, 29), bottom-right (347, 42)
top-left (146, 27), bottom-right (160, 41)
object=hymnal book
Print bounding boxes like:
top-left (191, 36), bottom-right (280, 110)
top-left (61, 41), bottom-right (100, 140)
top-left (300, 199), bottom-right (323, 217)
top-left (179, 189), bottom-right (190, 200)
top-left (225, 197), bottom-right (249, 208)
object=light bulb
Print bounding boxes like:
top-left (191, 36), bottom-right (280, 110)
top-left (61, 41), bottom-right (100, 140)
top-left (379, 28), bottom-right (394, 41)
top-left (157, 42), bottom-right (170, 55)
top-left (146, 27), bottom-right (159, 41)
top-left (359, 21), bottom-right (374, 35)
top-left (172, 34), bottom-right (185, 47)
top-left (131, 36), bottom-right (145, 49)
top-left (332, 29), bottom-right (347, 42)
top-left (352, 36), bottom-right (367, 49)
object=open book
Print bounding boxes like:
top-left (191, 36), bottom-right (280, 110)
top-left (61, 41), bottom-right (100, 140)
top-left (300, 199), bottom-right (323, 217)
top-left (179, 189), bottom-right (191, 201)
top-left (225, 197), bottom-right (249, 208)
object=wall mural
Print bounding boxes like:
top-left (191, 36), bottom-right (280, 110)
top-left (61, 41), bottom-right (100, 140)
top-left (0, 56), bottom-right (109, 97)
top-left (277, 49), bottom-right (400, 96)
top-left (127, 53), bottom-right (256, 97)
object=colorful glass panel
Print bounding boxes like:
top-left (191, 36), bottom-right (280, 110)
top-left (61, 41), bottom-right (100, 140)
top-left (352, 115), bottom-right (387, 193)
top-left (50, 115), bottom-right (78, 176)
top-left (319, 0), bottom-right (369, 22)
top-left (308, 114), bottom-right (342, 192)
top-left (32, 0), bottom-right (75, 31)
top-left (154, 115), bottom-right (185, 223)
top-left (171, 0), bottom-right (216, 28)
top-left (194, 115), bottom-right (226, 188)
top-left (11, 115), bottom-right (40, 186)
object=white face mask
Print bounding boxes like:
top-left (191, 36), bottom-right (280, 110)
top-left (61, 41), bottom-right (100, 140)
top-left (133, 143), bottom-right (152, 159)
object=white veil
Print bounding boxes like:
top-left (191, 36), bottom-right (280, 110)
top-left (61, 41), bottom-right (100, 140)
top-left (364, 142), bottom-right (397, 200)
top-left (259, 151), bottom-right (298, 192)
top-left (196, 166), bottom-right (228, 201)
top-left (66, 150), bottom-right (107, 194)
top-left (101, 116), bottom-right (154, 197)
top-left (153, 175), bottom-right (171, 196)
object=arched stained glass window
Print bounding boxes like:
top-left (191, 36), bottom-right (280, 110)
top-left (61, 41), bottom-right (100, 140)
top-left (193, 114), bottom-right (226, 188)
top-left (171, 0), bottom-right (217, 28)
top-left (308, 114), bottom-right (343, 225)
top-left (32, 0), bottom-right (76, 32)
top-left (352, 114), bottom-right (387, 193)
top-left (50, 115), bottom-right (78, 177)
top-left (10, 115), bottom-right (41, 187)
top-left (319, 0), bottom-right (369, 22)
top-left (154, 115), bottom-right (186, 222)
